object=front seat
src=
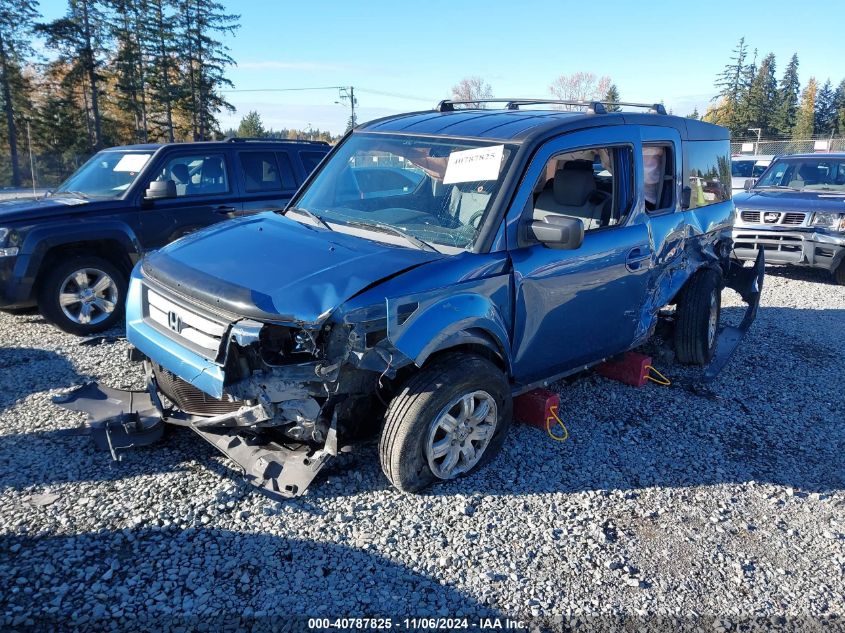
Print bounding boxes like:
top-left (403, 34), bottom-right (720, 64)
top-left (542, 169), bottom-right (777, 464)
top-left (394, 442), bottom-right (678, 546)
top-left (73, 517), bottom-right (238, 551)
top-left (534, 160), bottom-right (606, 230)
top-left (170, 163), bottom-right (190, 196)
top-left (199, 157), bottom-right (226, 194)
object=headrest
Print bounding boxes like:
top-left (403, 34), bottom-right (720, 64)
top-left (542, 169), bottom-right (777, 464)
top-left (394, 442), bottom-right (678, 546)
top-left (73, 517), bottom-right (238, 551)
top-left (170, 163), bottom-right (189, 183)
top-left (553, 160), bottom-right (595, 206)
top-left (202, 158), bottom-right (223, 179)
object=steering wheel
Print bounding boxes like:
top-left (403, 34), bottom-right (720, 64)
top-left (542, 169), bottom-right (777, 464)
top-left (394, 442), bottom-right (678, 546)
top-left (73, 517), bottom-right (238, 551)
top-left (466, 209), bottom-right (486, 229)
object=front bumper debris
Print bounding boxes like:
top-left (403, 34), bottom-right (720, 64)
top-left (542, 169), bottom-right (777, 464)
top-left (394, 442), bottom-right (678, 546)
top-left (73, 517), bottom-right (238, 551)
top-left (53, 381), bottom-right (337, 499)
top-left (702, 249), bottom-right (765, 382)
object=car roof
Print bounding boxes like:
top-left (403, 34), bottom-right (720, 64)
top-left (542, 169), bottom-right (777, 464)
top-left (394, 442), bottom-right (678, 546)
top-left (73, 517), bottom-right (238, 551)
top-left (774, 152), bottom-right (845, 159)
top-left (359, 108), bottom-right (728, 143)
top-left (733, 155), bottom-right (774, 161)
top-left (108, 139), bottom-right (330, 152)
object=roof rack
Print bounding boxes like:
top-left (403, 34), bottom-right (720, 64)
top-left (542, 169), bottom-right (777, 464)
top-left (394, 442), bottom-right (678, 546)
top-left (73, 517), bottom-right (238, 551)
top-left (435, 98), bottom-right (667, 116)
top-left (223, 136), bottom-right (330, 145)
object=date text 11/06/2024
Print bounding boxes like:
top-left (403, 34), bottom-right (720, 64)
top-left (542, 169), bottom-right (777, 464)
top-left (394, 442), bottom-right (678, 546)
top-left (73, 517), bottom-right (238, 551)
top-left (307, 617), bottom-right (528, 630)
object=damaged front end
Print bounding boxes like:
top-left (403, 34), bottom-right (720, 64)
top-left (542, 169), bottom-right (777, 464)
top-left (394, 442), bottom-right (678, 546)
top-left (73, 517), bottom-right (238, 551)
top-left (55, 269), bottom-right (418, 499)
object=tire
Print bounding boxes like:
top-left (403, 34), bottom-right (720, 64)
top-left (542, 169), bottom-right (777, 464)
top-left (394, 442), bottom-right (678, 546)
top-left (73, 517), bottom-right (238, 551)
top-left (834, 261), bottom-right (845, 286)
top-left (38, 256), bottom-right (127, 336)
top-left (674, 268), bottom-right (721, 365)
top-left (379, 353), bottom-right (512, 493)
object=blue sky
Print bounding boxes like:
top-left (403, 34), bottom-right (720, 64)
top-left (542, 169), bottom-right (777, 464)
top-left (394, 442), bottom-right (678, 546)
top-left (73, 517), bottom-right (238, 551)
top-left (39, 0), bottom-right (845, 134)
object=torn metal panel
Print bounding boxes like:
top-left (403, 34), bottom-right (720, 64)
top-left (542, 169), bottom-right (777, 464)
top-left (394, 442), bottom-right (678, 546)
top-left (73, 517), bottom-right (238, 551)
top-left (385, 275), bottom-right (512, 369)
top-left (702, 249), bottom-right (765, 382)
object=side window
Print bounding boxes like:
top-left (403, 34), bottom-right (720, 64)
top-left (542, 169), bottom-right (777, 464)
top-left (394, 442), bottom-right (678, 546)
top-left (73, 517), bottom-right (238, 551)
top-left (156, 154), bottom-right (229, 197)
top-left (274, 152), bottom-right (298, 190)
top-left (531, 145), bottom-right (633, 232)
top-left (300, 150), bottom-right (326, 175)
top-left (684, 140), bottom-right (732, 209)
top-left (240, 151), bottom-right (282, 193)
top-left (643, 144), bottom-right (675, 213)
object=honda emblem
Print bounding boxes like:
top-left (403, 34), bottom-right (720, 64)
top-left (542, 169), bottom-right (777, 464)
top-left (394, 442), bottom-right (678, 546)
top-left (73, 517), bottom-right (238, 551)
top-left (167, 310), bottom-right (183, 333)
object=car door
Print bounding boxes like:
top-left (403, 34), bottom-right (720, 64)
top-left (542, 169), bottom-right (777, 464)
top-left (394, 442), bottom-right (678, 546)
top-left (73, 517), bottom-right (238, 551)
top-left (138, 150), bottom-right (240, 249)
top-left (237, 149), bottom-right (300, 215)
top-left (505, 127), bottom-right (654, 384)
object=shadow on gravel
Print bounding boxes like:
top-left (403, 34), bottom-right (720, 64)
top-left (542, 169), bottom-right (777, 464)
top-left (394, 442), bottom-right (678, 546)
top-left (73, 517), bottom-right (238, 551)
top-left (2, 307), bottom-right (843, 501)
top-left (0, 347), bottom-right (87, 411)
top-left (761, 266), bottom-right (838, 285)
top-left (0, 527), bottom-right (498, 627)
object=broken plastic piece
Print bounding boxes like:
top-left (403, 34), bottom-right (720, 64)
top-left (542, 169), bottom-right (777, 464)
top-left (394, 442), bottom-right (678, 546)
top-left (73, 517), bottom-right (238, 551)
top-left (52, 383), bottom-right (164, 452)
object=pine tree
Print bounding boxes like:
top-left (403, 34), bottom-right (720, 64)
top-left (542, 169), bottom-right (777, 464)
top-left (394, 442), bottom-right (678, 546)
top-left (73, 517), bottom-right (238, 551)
top-left (143, 0), bottom-right (178, 141)
top-left (713, 37), bottom-right (748, 134)
top-left (178, 0), bottom-right (239, 140)
top-left (814, 79), bottom-right (836, 136)
top-left (107, 0), bottom-right (150, 142)
top-left (38, 0), bottom-right (110, 150)
top-left (793, 77), bottom-right (816, 139)
top-left (735, 47), bottom-right (758, 131)
top-left (603, 84), bottom-right (621, 111)
top-left (236, 110), bottom-right (265, 138)
top-left (834, 79), bottom-right (845, 135)
top-left (686, 108), bottom-right (700, 120)
top-left (772, 53), bottom-right (800, 137)
top-left (745, 52), bottom-right (777, 135)
top-left (0, 0), bottom-right (40, 187)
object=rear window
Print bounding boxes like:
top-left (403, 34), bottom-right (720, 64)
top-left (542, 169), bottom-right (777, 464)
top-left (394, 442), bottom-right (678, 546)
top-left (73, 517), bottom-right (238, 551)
top-left (684, 141), bottom-right (732, 209)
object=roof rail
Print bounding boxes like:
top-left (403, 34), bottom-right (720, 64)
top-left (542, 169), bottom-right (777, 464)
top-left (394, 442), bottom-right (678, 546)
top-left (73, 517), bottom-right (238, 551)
top-left (435, 98), bottom-right (667, 116)
top-left (223, 136), bottom-right (330, 145)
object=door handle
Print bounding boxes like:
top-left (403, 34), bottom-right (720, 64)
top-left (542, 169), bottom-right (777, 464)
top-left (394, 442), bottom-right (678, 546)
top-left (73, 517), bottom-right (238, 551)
top-left (214, 205), bottom-right (237, 216)
top-left (625, 247), bottom-right (651, 272)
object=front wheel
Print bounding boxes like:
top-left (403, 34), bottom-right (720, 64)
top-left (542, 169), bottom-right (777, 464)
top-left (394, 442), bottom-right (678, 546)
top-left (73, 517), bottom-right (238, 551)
top-left (38, 256), bottom-right (127, 335)
top-left (833, 260), bottom-right (845, 286)
top-left (379, 353), bottom-right (512, 493)
top-left (674, 268), bottom-right (721, 365)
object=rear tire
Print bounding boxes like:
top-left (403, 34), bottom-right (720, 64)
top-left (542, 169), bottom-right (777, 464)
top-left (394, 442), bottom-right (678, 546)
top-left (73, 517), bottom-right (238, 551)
top-left (674, 268), bottom-right (721, 365)
top-left (833, 261), bottom-right (845, 286)
top-left (38, 256), bottom-right (127, 336)
top-left (379, 353), bottom-right (512, 493)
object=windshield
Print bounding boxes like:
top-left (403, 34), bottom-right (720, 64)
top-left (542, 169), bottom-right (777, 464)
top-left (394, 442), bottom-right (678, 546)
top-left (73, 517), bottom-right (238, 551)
top-left (732, 159), bottom-right (769, 178)
top-left (291, 133), bottom-right (515, 252)
top-left (755, 157), bottom-right (845, 191)
top-left (56, 150), bottom-right (153, 199)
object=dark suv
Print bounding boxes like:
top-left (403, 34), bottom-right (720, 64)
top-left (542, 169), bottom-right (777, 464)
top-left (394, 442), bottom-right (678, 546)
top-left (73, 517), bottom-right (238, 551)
top-left (0, 137), bottom-right (330, 334)
top-left (59, 99), bottom-right (763, 498)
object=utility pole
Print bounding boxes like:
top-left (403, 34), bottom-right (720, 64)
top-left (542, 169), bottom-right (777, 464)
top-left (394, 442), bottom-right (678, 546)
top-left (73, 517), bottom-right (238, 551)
top-left (337, 86), bottom-right (357, 130)
top-left (748, 128), bottom-right (762, 155)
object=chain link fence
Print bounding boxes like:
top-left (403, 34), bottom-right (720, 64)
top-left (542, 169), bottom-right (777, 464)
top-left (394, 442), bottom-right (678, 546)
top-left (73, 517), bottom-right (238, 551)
top-left (730, 138), bottom-right (845, 156)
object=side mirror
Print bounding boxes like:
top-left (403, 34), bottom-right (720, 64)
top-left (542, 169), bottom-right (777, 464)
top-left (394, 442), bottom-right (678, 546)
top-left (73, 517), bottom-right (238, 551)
top-left (529, 215), bottom-right (584, 250)
top-left (744, 178), bottom-right (757, 192)
top-left (145, 179), bottom-right (176, 200)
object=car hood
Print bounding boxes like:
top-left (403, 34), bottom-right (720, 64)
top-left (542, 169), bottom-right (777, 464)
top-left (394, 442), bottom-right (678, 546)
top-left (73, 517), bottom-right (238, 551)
top-left (734, 189), bottom-right (845, 212)
top-left (141, 213), bottom-right (443, 325)
top-left (0, 195), bottom-right (92, 222)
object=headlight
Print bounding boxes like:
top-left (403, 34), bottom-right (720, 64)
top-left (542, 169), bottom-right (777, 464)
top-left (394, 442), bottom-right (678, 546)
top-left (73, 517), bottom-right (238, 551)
top-left (0, 228), bottom-right (18, 257)
top-left (810, 212), bottom-right (845, 231)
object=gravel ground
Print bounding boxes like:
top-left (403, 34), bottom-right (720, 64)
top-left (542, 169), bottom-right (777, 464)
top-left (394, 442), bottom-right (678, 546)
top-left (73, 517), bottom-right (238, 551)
top-left (1, 267), bottom-right (843, 631)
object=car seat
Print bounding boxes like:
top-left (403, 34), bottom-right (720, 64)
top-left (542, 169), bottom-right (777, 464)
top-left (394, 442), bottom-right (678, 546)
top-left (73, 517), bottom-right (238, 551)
top-left (169, 163), bottom-right (191, 196)
top-left (533, 160), bottom-right (609, 230)
top-left (199, 157), bottom-right (226, 194)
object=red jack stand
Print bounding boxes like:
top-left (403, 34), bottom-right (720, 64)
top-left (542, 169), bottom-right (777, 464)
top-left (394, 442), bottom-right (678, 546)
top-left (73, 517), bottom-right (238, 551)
top-left (595, 351), bottom-right (652, 387)
top-left (513, 388), bottom-right (560, 429)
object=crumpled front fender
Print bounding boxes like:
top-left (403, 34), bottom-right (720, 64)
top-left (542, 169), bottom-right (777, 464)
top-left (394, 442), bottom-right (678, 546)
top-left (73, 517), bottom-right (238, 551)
top-left (385, 275), bottom-right (512, 373)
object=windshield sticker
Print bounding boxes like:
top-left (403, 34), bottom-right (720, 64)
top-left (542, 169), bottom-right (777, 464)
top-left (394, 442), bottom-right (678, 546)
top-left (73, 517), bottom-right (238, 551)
top-left (113, 153), bottom-right (151, 173)
top-left (443, 145), bottom-right (504, 184)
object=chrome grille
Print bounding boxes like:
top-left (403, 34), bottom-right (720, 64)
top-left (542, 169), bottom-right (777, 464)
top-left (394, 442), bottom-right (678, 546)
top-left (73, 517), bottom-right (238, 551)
top-left (143, 285), bottom-right (229, 359)
top-left (740, 210), bottom-right (761, 223)
top-left (153, 363), bottom-right (241, 416)
top-left (782, 212), bottom-right (806, 225)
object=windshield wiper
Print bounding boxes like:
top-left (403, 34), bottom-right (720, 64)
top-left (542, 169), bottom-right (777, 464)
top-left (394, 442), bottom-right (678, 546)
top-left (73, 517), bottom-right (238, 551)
top-left (283, 206), bottom-right (332, 231)
top-left (343, 219), bottom-right (438, 252)
top-left (51, 190), bottom-right (89, 199)
top-left (758, 185), bottom-right (802, 191)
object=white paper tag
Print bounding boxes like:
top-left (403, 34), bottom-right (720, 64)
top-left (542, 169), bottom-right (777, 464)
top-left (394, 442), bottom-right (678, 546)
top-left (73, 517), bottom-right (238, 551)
top-left (113, 153), bottom-right (151, 173)
top-left (443, 145), bottom-right (504, 184)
